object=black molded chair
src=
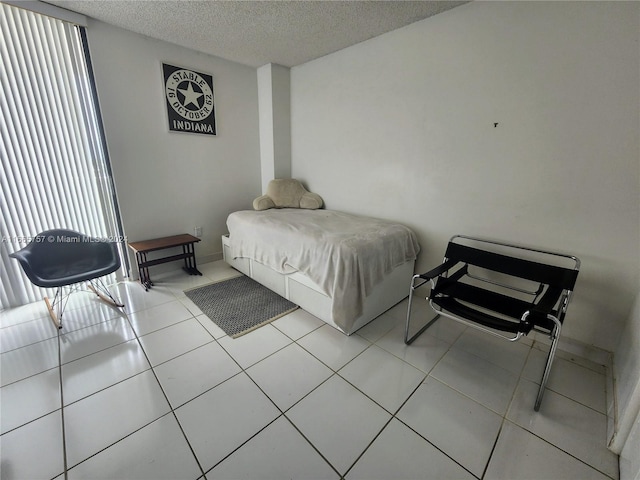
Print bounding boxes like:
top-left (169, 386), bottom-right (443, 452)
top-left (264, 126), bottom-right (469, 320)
top-left (10, 229), bottom-right (124, 329)
top-left (405, 235), bottom-right (580, 411)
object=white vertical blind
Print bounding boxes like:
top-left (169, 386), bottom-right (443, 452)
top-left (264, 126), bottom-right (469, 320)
top-left (0, 2), bottom-right (125, 308)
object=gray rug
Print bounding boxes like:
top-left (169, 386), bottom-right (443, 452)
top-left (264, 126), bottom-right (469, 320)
top-left (184, 275), bottom-right (298, 338)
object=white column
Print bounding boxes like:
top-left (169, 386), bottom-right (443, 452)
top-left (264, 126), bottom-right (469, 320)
top-left (257, 63), bottom-right (291, 191)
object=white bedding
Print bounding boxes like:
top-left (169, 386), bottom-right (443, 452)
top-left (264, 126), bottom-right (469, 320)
top-left (226, 209), bottom-right (420, 331)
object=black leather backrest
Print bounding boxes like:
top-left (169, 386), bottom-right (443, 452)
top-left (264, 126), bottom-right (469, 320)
top-left (445, 242), bottom-right (579, 290)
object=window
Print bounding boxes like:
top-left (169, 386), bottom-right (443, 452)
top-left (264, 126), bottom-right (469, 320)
top-left (0, 2), bottom-right (127, 309)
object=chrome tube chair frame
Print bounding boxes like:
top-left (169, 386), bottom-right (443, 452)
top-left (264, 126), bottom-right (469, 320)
top-left (10, 229), bottom-right (124, 329)
top-left (404, 235), bottom-right (580, 411)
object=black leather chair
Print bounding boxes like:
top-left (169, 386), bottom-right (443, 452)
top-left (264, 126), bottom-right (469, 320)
top-left (405, 235), bottom-right (580, 411)
top-left (10, 229), bottom-right (124, 328)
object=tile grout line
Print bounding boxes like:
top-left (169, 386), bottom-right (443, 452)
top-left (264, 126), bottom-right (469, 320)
top-left (484, 341), bottom-right (615, 480)
top-left (10, 273), bottom-right (615, 480)
top-left (196, 321), bottom-right (343, 478)
top-left (210, 325), bottom-right (375, 478)
top-left (206, 322), bottom-right (343, 478)
top-left (58, 282), bottom-right (213, 478)
top-left (500, 419), bottom-right (618, 480)
top-left (389, 381), bottom-right (480, 480)
top-left (57, 326), bottom-right (69, 480)
top-left (367, 331), bottom-right (482, 480)
top-left (120, 302), bottom-right (210, 480)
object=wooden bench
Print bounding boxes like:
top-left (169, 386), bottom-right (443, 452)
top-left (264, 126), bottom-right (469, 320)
top-left (128, 234), bottom-right (201, 290)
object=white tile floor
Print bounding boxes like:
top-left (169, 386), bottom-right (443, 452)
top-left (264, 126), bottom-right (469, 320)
top-left (0, 261), bottom-right (619, 480)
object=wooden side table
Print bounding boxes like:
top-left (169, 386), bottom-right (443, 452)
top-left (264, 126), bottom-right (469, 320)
top-left (128, 234), bottom-right (202, 290)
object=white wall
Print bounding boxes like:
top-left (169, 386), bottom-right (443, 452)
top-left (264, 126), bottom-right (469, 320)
top-left (290, 1), bottom-right (640, 352)
top-left (85, 20), bottom-right (261, 267)
top-left (611, 292), bottom-right (640, 480)
top-left (620, 410), bottom-right (640, 480)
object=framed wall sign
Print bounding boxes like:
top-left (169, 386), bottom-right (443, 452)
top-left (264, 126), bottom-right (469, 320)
top-left (162, 63), bottom-right (216, 135)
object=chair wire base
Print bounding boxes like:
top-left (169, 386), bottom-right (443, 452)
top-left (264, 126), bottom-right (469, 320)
top-left (87, 277), bottom-right (125, 308)
top-left (44, 278), bottom-right (124, 329)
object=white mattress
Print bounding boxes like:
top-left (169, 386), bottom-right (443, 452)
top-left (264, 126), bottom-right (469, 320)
top-left (226, 209), bottom-right (420, 332)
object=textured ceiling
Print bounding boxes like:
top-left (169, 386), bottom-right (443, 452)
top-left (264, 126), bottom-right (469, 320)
top-left (46, 1), bottom-right (468, 67)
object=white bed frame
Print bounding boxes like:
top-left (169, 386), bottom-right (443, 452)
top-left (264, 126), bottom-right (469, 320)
top-left (222, 234), bottom-right (414, 335)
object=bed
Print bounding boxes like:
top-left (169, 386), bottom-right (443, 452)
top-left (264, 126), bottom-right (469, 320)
top-left (222, 208), bottom-right (420, 335)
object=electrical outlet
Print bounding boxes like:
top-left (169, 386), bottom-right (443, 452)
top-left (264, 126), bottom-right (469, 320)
top-left (194, 226), bottom-right (202, 238)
